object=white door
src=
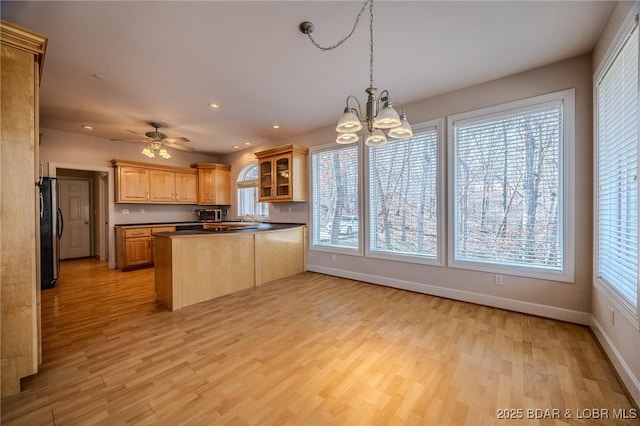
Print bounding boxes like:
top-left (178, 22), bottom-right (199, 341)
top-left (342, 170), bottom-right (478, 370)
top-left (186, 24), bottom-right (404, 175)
top-left (59, 179), bottom-right (91, 259)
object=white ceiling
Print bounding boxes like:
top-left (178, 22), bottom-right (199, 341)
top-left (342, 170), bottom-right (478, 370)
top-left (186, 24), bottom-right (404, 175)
top-left (1, 1), bottom-right (614, 155)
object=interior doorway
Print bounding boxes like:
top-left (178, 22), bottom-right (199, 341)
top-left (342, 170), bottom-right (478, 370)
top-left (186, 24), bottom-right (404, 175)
top-left (49, 162), bottom-right (116, 269)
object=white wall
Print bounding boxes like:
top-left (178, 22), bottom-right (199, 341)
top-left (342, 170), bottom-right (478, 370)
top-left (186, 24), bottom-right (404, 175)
top-left (590, 0), bottom-right (640, 408)
top-left (222, 53), bottom-right (594, 326)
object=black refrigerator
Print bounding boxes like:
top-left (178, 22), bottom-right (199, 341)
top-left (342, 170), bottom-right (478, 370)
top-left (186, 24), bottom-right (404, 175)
top-left (40, 177), bottom-right (62, 289)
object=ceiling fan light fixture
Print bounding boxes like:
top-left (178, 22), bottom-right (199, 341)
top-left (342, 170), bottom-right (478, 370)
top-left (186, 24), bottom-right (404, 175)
top-left (142, 146), bottom-right (155, 158)
top-left (159, 148), bottom-right (171, 159)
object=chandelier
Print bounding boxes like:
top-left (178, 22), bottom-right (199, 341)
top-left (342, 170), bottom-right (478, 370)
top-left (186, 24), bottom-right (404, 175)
top-left (141, 141), bottom-right (171, 159)
top-left (300, 0), bottom-right (412, 146)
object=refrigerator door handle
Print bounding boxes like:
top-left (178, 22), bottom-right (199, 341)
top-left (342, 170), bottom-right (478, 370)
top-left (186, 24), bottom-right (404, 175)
top-left (57, 208), bottom-right (64, 238)
top-left (40, 192), bottom-right (44, 218)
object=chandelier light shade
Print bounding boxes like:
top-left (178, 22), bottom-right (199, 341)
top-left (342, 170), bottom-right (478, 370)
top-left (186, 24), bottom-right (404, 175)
top-left (300, 0), bottom-right (412, 147)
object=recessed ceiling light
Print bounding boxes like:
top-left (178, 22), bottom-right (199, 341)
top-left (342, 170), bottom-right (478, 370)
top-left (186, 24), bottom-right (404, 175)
top-left (81, 125), bottom-right (94, 130)
top-left (232, 145), bottom-right (240, 149)
top-left (271, 124), bottom-right (280, 129)
top-left (92, 73), bottom-right (105, 80)
top-left (208, 103), bottom-right (220, 110)
top-left (244, 141), bottom-right (251, 145)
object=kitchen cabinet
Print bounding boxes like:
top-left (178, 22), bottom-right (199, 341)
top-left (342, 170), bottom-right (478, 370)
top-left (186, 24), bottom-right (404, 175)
top-left (149, 169), bottom-right (198, 204)
top-left (112, 160), bottom-right (197, 204)
top-left (116, 225), bottom-right (175, 270)
top-left (254, 144), bottom-right (308, 202)
top-left (1, 21), bottom-right (47, 397)
top-left (191, 163), bottom-right (231, 205)
top-left (116, 165), bottom-right (150, 202)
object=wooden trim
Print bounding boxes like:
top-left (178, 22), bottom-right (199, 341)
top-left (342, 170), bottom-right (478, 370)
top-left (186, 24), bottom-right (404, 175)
top-left (0, 20), bottom-right (47, 84)
top-left (254, 144), bottom-right (308, 159)
top-left (190, 163), bottom-right (231, 171)
top-left (111, 159), bottom-right (196, 174)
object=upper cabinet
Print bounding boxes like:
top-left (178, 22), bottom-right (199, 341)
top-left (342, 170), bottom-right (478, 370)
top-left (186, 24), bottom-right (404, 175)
top-left (112, 160), bottom-right (197, 204)
top-left (190, 163), bottom-right (231, 205)
top-left (254, 144), bottom-right (308, 202)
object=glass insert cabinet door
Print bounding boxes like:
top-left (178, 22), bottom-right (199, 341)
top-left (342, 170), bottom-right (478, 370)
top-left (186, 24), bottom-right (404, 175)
top-left (275, 154), bottom-right (291, 198)
top-left (259, 159), bottom-right (273, 199)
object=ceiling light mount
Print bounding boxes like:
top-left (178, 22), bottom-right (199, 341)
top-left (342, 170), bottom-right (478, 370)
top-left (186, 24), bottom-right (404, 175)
top-left (300, 0), bottom-right (412, 146)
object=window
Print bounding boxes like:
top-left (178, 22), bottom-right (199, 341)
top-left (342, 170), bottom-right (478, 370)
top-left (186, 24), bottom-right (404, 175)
top-left (311, 144), bottom-right (360, 251)
top-left (236, 164), bottom-right (269, 218)
top-left (449, 90), bottom-right (575, 281)
top-left (595, 22), bottom-right (639, 318)
top-left (368, 121), bottom-right (442, 264)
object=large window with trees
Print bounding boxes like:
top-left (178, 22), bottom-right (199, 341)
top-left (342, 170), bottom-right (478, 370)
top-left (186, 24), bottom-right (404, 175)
top-left (595, 22), bottom-right (638, 319)
top-left (448, 90), bottom-right (575, 281)
top-left (368, 120), bottom-right (442, 264)
top-left (311, 144), bottom-right (360, 251)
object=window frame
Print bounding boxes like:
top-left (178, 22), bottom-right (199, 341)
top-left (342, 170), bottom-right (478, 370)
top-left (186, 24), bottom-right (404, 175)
top-left (235, 162), bottom-right (269, 220)
top-left (593, 9), bottom-right (640, 325)
top-left (447, 89), bottom-right (576, 282)
top-left (309, 142), bottom-right (363, 256)
top-left (364, 119), bottom-right (445, 266)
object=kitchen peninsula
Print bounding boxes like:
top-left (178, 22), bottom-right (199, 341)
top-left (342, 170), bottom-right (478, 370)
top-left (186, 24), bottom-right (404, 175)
top-left (153, 223), bottom-right (306, 311)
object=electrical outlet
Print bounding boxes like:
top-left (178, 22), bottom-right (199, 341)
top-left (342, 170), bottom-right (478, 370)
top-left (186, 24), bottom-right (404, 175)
top-left (122, 208), bottom-right (129, 215)
top-left (331, 253), bottom-right (336, 262)
top-left (610, 308), bottom-right (615, 325)
top-left (288, 207), bottom-right (292, 213)
top-left (276, 207), bottom-right (281, 214)
top-left (494, 274), bottom-right (503, 286)
top-left (140, 208), bottom-right (145, 214)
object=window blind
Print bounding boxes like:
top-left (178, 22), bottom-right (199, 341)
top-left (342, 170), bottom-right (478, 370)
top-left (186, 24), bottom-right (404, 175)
top-left (453, 103), bottom-right (564, 270)
top-left (311, 145), bottom-right (359, 249)
top-left (369, 128), bottom-right (438, 258)
top-left (596, 25), bottom-right (639, 314)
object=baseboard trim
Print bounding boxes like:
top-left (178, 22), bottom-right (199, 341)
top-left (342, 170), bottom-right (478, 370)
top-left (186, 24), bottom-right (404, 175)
top-left (590, 316), bottom-right (640, 408)
top-left (306, 265), bottom-right (591, 325)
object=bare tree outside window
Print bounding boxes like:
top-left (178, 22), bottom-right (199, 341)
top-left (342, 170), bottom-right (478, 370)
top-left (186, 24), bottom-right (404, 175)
top-left (453, 104), bottom-right (563, 270)
top-left (311, 146), bottom-right (359, 250)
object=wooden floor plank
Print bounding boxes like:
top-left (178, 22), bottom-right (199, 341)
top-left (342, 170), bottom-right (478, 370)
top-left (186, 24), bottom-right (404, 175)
top-left (1, 258), bottom-right (638, 425)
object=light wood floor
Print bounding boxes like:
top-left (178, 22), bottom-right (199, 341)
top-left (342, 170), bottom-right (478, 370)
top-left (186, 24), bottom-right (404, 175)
top-left (1, 258), bottom-right (638, 425)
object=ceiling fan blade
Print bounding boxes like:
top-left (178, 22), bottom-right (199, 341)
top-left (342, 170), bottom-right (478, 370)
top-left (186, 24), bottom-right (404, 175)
top-left (127, 129), bottom-right (148, 137)
top-left (110, 138), bottom-right (149, 143)
top-left (165, 142), bottom-right (195, 152)
top-left (164, 137), bottom-right (190, 143)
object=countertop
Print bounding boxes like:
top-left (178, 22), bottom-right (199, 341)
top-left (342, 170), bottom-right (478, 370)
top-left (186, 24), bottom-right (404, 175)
top-left (153, 222), bottom-right (306, 237)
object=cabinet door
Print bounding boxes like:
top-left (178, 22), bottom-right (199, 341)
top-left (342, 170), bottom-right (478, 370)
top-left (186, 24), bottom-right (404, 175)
top-left (274, 153), bottom-right (292, 200)
top-left (174, 172), bottom-right (197, 204)
top-left (119, 167), bottom-right (149, 202)
top-left (149, 170), bottom-right (175, 203)
top-left (197, 169), bottom-right (215, 205)
top-left (258, 158), bottom-right (273, 201)
top-left (214, 169), bottom-right (231, 205)
top-left (123, 236), bottom-right (152, 267)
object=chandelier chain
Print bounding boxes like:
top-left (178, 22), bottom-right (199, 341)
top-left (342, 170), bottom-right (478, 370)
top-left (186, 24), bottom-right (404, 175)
top-left (304, 0), bottom-right (371, 52)
top-left (369, 0), bottom-right (374, 88)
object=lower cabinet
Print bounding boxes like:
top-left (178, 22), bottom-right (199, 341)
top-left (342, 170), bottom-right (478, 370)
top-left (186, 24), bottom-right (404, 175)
top-left (116, 225), bottom-right (175, 270)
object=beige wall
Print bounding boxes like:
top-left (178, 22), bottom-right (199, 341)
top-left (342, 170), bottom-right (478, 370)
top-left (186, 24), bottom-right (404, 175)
top-left (40, 128), bottom-right (219, 224)
top-left (223, 53), bottom-right (594, 324)
top-left (590, 0), bottom-right (640, 408)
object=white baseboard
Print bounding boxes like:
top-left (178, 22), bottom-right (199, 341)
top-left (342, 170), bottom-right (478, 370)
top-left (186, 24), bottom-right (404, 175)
top-left (307, 265), bottom-right (591, 325)
top-left (590, 316), bottom-right (640, 408)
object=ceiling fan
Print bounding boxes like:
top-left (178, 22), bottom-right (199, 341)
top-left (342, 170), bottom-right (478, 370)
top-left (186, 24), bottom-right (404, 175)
top-left (111, 122), bottom-right (194, 159)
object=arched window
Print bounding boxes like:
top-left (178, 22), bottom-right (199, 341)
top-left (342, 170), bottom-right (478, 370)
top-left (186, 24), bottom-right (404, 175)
top-left (237, 163), bottom-right (269, 218)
